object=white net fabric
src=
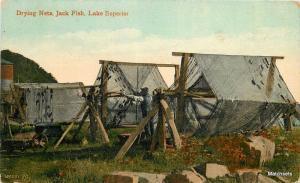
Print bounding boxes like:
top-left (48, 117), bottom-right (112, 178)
top-left (95, 63), bottom-right (167, 126)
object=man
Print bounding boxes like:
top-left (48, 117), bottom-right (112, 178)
top-left (124, 87), bottom-right (154, 139)
top-left (139, 87), bottom-right (154, 139)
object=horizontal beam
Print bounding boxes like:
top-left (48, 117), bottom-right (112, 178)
top-left (172, 52), bottom-right (194, 57)
top-left (163, 89), bottom-right (215, 98)
top-left (14, 83), bottom-right (101, 90)
top-left (99, 60), bottom-right (178, 67)
top-left (172, 52), bottom-right (284, 59)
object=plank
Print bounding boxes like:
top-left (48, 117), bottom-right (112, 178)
top-left (54, 102), bottom-right (87, 149)
top-left (115, 105), bottom-right (159, 160)
top-left (160, 99), bottom-right (182, 149)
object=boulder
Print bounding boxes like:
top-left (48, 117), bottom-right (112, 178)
top-left (236, 169), bottom-right (261, 183)
top-left (258, 174), bottom-right (277, 183)
top-left (164, 170), bottom-right (206, 183)
top-left (132, 172), bottom-right (166, 183)
top-left (193, 163), bottom-right (230, 179)
top-left (236, 169), bottom-right (276, 183)
top-left (246, 136), bottom-right (275, 166)
top-left (104, 172), bottom-right (138, 183)
top-left (105, 172), bottom-right (165, 183)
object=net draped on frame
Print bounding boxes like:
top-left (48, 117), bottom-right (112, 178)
top-left (95, 63), bottom-right (168, 126)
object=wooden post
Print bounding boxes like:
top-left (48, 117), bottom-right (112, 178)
top-left (5, 117), bottom-right (13, 139)
top-left (101, 62), bottom-right (109, 125)
top-left (150, 105), bottom-right (166, 151)
top-left (157, 105), bottom-right (166, 150)
top-left (160, 99), bottom-right (182, 149)
top-left (174, 65), bottom-right (180, 87)
top-left (88, 104), bottom-right (110, 144)
top-left (9, 84), bottom-right (27, 123)
top-left (54, 102), bottom-right (88, 149)
top-left (72, 110), bottom-right (89, 141)
top-left (115, 105), bottom-right (159, 160)
top-left (175, 53), bottom-right (190, 132)
top-left (79, 82), bottom-right (110, 144)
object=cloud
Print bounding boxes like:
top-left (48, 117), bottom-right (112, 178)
top-left (3, 27), bottom-right (300, 101)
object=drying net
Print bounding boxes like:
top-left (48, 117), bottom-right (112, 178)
top-left (94, 62), bottom-right (168, 127)
top-left (169, 54), bottom-right (295, 136)
top-left (14, 83), bottom-right (86, 125)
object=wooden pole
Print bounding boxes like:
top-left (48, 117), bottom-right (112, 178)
top-left (174, 65), bottom-right (180, 88)
top-left (9, 84), bottom-right (27, 123)
top-left (150, 105), bottom-right (166, 151)
top-left (79, 82), bottom-right (110, 144)
top-left (72, 110), bottom-right (89, 141)
top-left (157, 105), bottom-right (166, 150)
top-left (54, 102), bottom-right (88, 149)
top-left (160, 99), bottom-right (182, 149)
top-left (3, 109), bottom-right (13, 139)
top-left (115, 105), bottom-right (159, 160)
top-left (88, 104), bottom-right (110, 143)
top-left (175, 53), bottom-right (190, 132)
top-left (101, 62), bottom-right (109, 125)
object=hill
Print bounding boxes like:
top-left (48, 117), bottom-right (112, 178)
top-left (1, 50), bottom-right (57, 83)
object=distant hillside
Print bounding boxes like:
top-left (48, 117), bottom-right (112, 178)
top-left (1, 50), bottom-right (57, 83)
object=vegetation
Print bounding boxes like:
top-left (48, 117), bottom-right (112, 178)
top-left (1, 50), bottom-right (57, 83)
top-left (0, 126), bottom-right (299, 182)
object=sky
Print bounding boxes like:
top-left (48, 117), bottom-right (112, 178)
top-left (1, 0), bottom-right (299, 101)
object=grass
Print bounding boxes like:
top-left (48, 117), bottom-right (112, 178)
top-left (1, 126), bottom-right (299, 182)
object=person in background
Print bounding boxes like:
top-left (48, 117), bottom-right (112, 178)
top-left (139, 87), bottom-right (154, 139)
top-left (124, 87), bottom-right (154, 140)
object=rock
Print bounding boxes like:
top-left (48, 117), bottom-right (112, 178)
top-left (246, 136), bottom-right (275, 166)
top-left (257, 174), bottom-right (277, 183)
top-left (182, 170), bottom-right (206, 183)
top-left (132, 172), bottom-right (166, 183)
top-left (105, 172), bottom-right (165, 183)
top-left (104, 172), bottom-right (138, 183)
top-left (164, 170), bottom-right (206, 183)
top-left (193, 163), bottom-right (230, 179)
top-left (236, 169), bottom-right (276, 183)
top-left (236, 169), bottom-right (261, 183)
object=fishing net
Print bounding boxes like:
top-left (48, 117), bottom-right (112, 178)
top-left (14, 83), bottom-right (86, 125)
top-left (94, 62), bottom-right (168, 127)
top-left (170, 54), bottom-right (295, 136)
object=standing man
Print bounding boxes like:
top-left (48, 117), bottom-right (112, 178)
top-left (140, 87), bottom-right (154, 139)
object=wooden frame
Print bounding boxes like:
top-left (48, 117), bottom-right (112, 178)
top-left (98, 60), bottom-right (179, 126)
top-left (54, 82), bottom-right (110, 149)
top-left (115, 98), bottom-right (182, 160)
top-left (174, 53), bottom-right (190, 132)
top-left (171, 51), bottom-right (285, 132)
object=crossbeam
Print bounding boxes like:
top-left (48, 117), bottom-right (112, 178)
top-left (172, 52), bottom-right (284, 59)
top-left (99, 60), bottom-right (178, 67)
